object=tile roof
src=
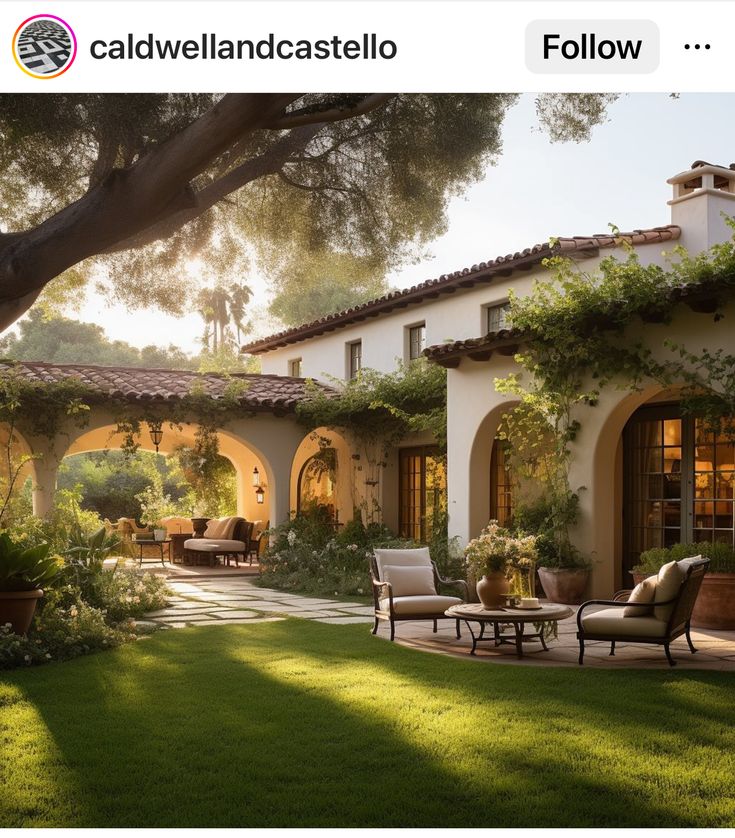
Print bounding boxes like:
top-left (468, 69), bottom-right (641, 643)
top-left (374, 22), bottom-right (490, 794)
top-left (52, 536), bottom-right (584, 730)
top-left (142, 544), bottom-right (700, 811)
top-left (423, 275), bottom-right (735, 368)
top-left (0, 361), bottom-right (327, 413)
top-left (241, 225), bottom-right (681, 354)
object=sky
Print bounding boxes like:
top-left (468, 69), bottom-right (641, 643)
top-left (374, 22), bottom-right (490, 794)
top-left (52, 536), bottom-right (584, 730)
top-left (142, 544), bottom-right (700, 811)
top-left (35, 93), bottom-right (735, 353)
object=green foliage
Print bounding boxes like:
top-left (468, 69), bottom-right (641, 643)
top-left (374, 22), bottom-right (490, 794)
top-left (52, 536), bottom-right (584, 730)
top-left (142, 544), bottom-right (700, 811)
top-left (58, 450), bottom-right (189, 523)
top-left (135, 482), bottom-right (176, 528)
top-left (497, 226), bottom-right (735, 566)
top-left (0, 310), bottom-right (195, 369)
top-left (7, 487), bottom-right (110, 555)
top-left (268, 251), bottom-right (390, 326)
top-left (173, 427), bottom-right (237, 517)
top-left (260, 510), bottom-right (415, 597)
top-left (0, 532), bottom-right (61, 592)
top-left (0, 599), bottom-right (131, 669)
top-left (635, 542), bottom-right (735, 575)
top-left (297, 359), bottom-right (447, 447)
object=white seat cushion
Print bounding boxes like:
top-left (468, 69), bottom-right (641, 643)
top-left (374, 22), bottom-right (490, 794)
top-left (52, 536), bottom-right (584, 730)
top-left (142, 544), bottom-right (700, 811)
top-left (623, 577), bottom-right (657, 617)
top-left (654, 560), bottom-right (685, 621)
top-left (378, 594), bottom-right (462, 616)
top-left (382, 564), bottom-right (437, 597)
top-left (582, 607), bottom-right (668, 638)
top-left (374, 547), bottom-right (431, 580)
top-left (184, 539), bottom-right (246, 552)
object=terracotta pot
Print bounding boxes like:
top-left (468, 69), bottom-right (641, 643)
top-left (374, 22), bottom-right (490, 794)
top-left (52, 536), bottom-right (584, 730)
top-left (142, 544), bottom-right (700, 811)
top-left (631, 571), bottom-right (735, 629)
top-left (476, 572), bottom-right (509, 609)
top-left (0, 589), bottom-right (44, 635)
top-left (537, 567), bottom-right (590, 605)
top-left (691, 574), bottom-right (735, 630)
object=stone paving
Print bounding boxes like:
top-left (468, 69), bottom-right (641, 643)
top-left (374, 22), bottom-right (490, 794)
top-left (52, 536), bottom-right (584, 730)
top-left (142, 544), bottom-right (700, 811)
top-left (143, 577), bottom-right (735, 670)
top-left (140, 577), bottom-right (375, 631)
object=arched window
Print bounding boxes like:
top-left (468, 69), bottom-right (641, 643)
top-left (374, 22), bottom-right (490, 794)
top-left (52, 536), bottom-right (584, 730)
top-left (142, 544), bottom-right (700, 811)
top-left (297, 448), bottom-right (337, 518)
top-left (490, 438), bottom-right (513, 526)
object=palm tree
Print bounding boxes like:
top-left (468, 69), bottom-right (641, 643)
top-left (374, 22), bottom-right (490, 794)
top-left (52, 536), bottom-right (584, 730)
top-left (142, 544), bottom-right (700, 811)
top-left (227, 282), bottom-right (253, 346)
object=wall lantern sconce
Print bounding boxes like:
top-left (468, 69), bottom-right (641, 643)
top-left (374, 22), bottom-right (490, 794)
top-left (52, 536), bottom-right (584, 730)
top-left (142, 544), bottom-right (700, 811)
top-left (148, 421), bottom-right (164, 453)
top-left (252, 467), bottom-right (261, 487)
top-left (255, 486), bottom-right (265, 504)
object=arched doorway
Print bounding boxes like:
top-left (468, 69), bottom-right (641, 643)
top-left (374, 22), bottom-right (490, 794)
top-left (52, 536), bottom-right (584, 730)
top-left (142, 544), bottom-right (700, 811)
top-left (296, 448), bottom-right (337, 519)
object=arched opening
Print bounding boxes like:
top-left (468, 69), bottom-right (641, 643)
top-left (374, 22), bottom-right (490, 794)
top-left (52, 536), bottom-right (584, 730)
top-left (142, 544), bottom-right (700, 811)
top-left (59, 421), bottom-right (272, 526)
top-left (297, 448), bottom-right (337, 519)
top-left (467, 400), bottom-right (520, 539)
top-left (290, 428), bottom-right (353, 526)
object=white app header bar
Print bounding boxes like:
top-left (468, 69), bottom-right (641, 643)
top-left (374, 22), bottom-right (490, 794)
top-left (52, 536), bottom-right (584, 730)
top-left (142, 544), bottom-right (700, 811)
top-left (3, 1), bottom-right (729, 92)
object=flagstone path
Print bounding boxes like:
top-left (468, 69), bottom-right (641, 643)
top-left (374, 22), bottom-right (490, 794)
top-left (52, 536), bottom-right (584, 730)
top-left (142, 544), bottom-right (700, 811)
top-left (140, 577), bottom-right (375, 630)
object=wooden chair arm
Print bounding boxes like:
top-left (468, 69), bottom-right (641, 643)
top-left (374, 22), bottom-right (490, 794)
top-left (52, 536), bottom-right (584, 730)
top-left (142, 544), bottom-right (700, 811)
top-left (371, 578), bottom-right (393, 612)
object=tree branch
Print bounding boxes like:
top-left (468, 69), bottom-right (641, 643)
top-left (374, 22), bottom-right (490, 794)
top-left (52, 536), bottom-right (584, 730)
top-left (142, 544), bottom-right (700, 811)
top-left (265, 94), bottom-right (395, 129)
top-left (0, 93), bottom-right (302, 328)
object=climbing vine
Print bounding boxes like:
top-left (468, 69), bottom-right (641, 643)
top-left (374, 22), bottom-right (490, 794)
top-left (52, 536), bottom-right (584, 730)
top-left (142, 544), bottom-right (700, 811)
top-left (496, 224), bottom-right (735, 565)
top-left (0, 366), bottom-right (253, 523)
top-left (297, 359), bottom-right (447, 523)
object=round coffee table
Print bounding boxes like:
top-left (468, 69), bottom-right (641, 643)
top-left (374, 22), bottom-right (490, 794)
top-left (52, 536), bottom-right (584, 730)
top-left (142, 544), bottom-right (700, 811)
top-left (446, 603), bottom-right (573, 659)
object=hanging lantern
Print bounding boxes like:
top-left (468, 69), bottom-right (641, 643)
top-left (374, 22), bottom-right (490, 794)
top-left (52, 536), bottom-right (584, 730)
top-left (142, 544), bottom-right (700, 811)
top-left (252, 466), bottom-right (260, 487)
top-left (148, 421), bottom-right (164, 453)
top-left (255, 486), bottom-right (265, 504)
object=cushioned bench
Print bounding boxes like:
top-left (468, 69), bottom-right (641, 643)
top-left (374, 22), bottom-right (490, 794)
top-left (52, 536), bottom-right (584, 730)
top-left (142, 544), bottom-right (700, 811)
top-left (183, 517), bottom-right (253, 567)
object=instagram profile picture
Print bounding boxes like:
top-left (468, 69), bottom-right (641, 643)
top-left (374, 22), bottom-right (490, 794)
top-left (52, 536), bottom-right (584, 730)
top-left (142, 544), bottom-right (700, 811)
top-left (13, 14), bottom-right (77, 78)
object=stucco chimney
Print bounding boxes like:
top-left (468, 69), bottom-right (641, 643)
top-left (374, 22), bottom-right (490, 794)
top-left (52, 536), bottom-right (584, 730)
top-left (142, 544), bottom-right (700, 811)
top-left (668, 161), bottom-right (735, 252)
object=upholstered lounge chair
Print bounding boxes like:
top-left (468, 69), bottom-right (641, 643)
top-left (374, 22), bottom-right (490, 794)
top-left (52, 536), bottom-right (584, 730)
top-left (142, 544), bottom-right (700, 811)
top-left (576, 556), bottom-right (709, 666)
top-left (370, 547), bottom-right (469, 641)
top-left (183, 517), bottom-right (253, 567)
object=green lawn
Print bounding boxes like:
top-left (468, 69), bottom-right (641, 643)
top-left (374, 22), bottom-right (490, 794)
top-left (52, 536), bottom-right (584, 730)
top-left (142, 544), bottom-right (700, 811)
top-left (1, 620), bottom-right (734, 828)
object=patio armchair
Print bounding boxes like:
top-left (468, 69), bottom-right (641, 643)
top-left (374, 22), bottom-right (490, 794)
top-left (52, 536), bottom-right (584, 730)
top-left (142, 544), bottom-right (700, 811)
top-left (576, 556), bottom-right (709, 666)
top-left (370, 547), bottom-right (469, 641)
top-left (183, 517), bottom-right (253, 567)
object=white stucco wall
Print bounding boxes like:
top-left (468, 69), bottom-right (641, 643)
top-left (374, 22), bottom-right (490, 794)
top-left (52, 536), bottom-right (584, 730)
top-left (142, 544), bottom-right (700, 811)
top-left (258, 240), bottom-right (675, 380)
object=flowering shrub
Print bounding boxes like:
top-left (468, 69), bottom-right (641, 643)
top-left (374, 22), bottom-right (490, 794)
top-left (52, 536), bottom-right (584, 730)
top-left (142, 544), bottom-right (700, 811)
top-left (0, 597), bottom-right (136, 670)
top-left (464, 521), bottom-right (537, 578)
top-left (260, 511), bottom-right (416, 597)
top-left (0, 551), bottom-right (169, 670)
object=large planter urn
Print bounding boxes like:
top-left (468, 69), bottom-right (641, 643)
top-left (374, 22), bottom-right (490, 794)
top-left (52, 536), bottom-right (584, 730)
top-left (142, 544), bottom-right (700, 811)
top-left (537, 567), bottom-right (590, 605)
top-left (0, 589), bottom-right (44, 635)
top-left (476, 572), bottom-right (510, 609)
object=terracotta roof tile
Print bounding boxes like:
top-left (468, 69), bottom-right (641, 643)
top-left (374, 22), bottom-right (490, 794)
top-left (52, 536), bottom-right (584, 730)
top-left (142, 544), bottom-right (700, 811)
top-left (423, 275), bottom-right (735, 367)
top-left (0, 361), bottom-right (329, 413)
top-left (242, 225), bottom-right (681, 354)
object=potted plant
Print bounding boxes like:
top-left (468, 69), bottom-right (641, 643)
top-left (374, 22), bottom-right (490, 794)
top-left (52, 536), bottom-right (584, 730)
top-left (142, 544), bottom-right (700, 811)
top-left (135, 483), bottom-right (174, 541)
top-left (0, 532), bottom-right (61, 634)
top-left (464, 521), bottom-right (536, 608)
top-left (632, 542), bottom-right (735, 630)
top-left (514, 496), bottom-right (591, 604)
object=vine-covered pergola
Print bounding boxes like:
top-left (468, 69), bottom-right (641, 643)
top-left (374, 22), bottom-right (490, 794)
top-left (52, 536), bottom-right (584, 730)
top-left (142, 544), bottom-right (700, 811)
top-left (0, 360), bottom-right (332, 526)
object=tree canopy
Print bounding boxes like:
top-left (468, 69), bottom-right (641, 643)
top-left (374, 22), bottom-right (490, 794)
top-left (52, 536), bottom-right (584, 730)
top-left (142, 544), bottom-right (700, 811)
top-left (0, 309), bottom-right (195, 368)
top-left (0, 93), bottom-right (617, 332)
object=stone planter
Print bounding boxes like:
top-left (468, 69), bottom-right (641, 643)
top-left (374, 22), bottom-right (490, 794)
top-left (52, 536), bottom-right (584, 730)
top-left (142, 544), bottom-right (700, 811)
top-left (0, 589), bottom-right (44, 635)
top-left (632, 570), bottom-right (735, 630)
top-left (476, 572), bottom-right (510, 609)
top-left (153, 528), bottom-right (167, 542)
top-left (537, 567), bottom-right (590, 605)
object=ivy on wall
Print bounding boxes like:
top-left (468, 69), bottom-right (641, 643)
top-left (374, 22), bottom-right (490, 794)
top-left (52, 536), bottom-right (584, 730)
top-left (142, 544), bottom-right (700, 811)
top-left (496, 225), bottom-right (735, 565)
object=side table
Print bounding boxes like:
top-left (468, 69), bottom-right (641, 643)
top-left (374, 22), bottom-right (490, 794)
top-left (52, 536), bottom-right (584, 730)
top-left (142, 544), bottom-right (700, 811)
top-left (169, 532), bottom-right (193, 564)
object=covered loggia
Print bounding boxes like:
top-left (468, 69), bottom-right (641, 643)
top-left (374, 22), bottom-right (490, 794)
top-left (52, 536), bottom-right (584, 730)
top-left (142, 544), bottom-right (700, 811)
top-left (0, 361), bottom-right (330, 530)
